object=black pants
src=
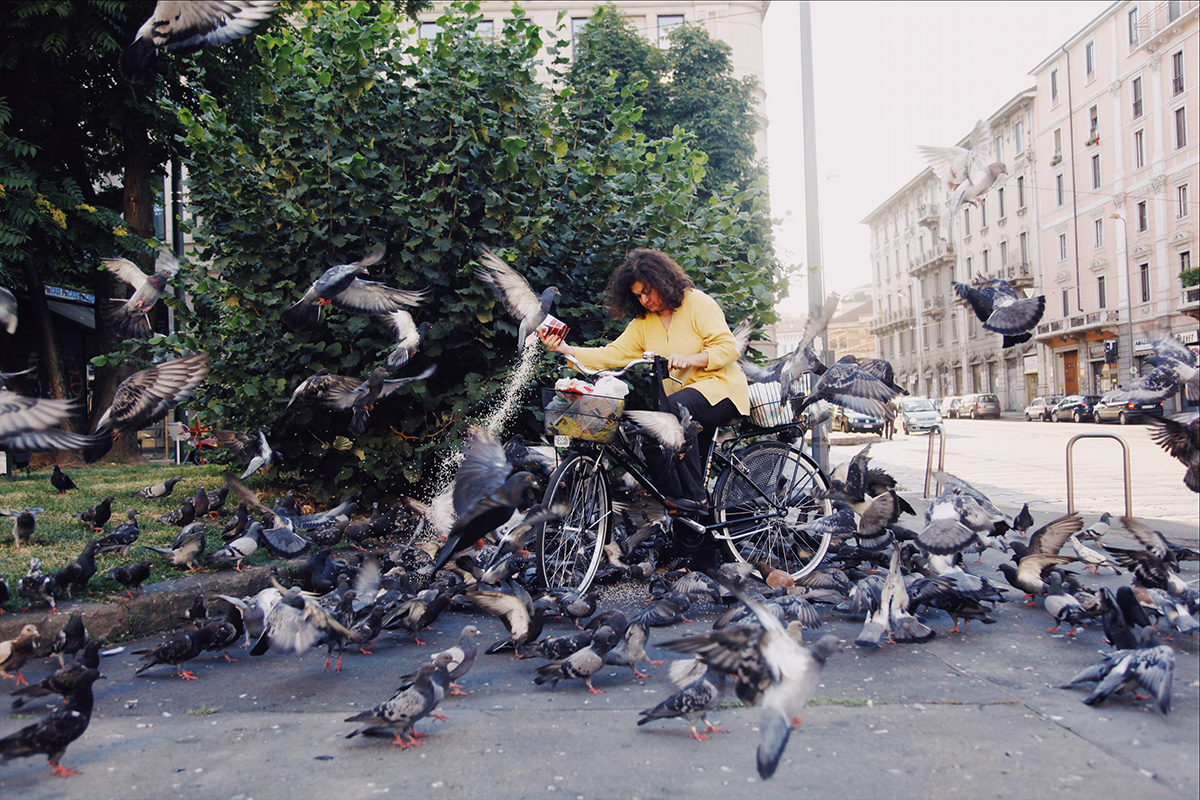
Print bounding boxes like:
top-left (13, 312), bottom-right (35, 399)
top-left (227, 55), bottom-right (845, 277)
top-left (643, 388), bottom-right (739, 502)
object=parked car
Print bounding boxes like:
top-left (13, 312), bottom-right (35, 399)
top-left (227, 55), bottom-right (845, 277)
top-left (938, 396), bottom-right (961, 418)
top-left (1051, 394), bottom-right (1101, 422)
top-left (896, 397), bottom-right (942, 434)
top-left (1093, 394), bottom-right (1165, 424)
top-left (831, 405), bottom-right (885, 434)
top-left (1023, 396), bottom-right (1062, 421)
top-left (958, 393), bottom-right (1001, 419)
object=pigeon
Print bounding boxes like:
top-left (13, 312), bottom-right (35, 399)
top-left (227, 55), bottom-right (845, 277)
top-left (1, 507), bottom-right (42, 548)
top-left (918, 119), bottom-right (992, 194)
top-left (11, 639), bottom-right (103, 710)
top-left (120, 0), bottom-right (278, 82)
top-left (0, 625), bottom-right (40, 686)
top-left (160, 498), bottom-right (196, 528)
top-left (1043, 573), bottom-right (1090, 636)
top-left (381, 309), bottom-right (429, 370)
top-left (1145, 414), bottom-right (1199, 493)
top-left (99, 251), bottom-right (179, 339)
top-left (836, 355), bottom-right (907, 396)
top-left (250, 579), bottom-right (359, 658)
top-left (74, 496), bottom-right (114, 531)
top-left (325, 365), bottom-right (435, 436)
top-left (796, 359), bottom-right (899, 419)
top-left (145, 522), bottom-right (206, 571)
top-left (222, 477), bottom-right (311, 558)
top-left (425, 425), bottom-right (537, 575)
top-left (534, 625), bottom-right (620, 693)
top-left (428, 625), bottom-right (480, 696)
top-left (637, 657), bottom-right (728, 740)
top-left (49, 611), bottom-right (88, 667)
top-left (953, 277), bottom-right (1045, 348)
top-left (18, 558), bottom-right (57, 611)
top-left (84, 353), bottom-right (210, 462)
top-left (191, 484), bottom-right (211, 519)
top-left (108, 561), bottom-right (153, 597)
top-left (1115, 336), bottom-right (1199, 404)
top-left (131, 475), bottom-right (183, 499)
top-left (882, 546), bottom-right (934, 643)
top-left (283, 369), bottom-right (362, 410)
top-left (133, 626), bottom-right (218, 680)
top-left (282, 247), bottom-right (426, 331)
top-left (1012, 503), bottom-right (1034, 536)
top-left (605, 622), bottom-right (662, 678)
top-left (623, 407), bottom-right (702, 456)
top-left (1061, 642), bottom-right (1175, 714)
top-left (940, 162), bottom-right (1008, 238)
top-left (739, 293), bottom-right (840, 405)
top-left (475, 247), bottom-right (560, 353)
top-left (0, 286), bottom-right (16, 334)
top-left (51, 465), bottom-right (77, 495)
top-left (1069, 534), bottom-right (1120, 575)
top-left (527, 630), bottom-right (594, 662)
top-left (466, 586), bottom-right (545, 656)
top-left (206, 522), bottom-right (261, 571)
top-left (344, 658), bottom-right (450, 748)
top-left (1075, 512), bottom-right (1112, 542)
top-left (1117, 515), bottom-right (1198, 568)
top-left (0, 389), bottom-right (96, 452)
top-left (0, 668), bottom-right (103, 777)
top-left (213, 429), bottom-right (274, 481)
top-left (52, 540), bottom-right (100, 599)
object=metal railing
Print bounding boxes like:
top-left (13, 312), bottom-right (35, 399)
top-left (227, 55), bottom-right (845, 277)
top-left (1065, 433), bottom-right (1132, 517)
top-left (923, 423), bottom-right (948, 499)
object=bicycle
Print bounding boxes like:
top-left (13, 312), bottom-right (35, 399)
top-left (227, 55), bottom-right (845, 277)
top-left (534, 352), bottom-right (833, 593)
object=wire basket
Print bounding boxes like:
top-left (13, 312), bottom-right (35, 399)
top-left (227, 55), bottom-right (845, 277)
top-left (543, 388), bottom-right (626, 442)
top-left (746, 381), bottom-right (799, 428)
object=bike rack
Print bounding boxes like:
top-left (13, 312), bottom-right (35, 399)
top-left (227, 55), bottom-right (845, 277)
top-left (923, 423), bottom-right (947, 498)
top-left (1065, 433), bottom-right (1133, 517)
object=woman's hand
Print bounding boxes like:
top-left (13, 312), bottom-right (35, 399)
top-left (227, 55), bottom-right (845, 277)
top-left (538, 328), bottom-right (573, 356)
top-left (667, 351), bottom-right (708, 371)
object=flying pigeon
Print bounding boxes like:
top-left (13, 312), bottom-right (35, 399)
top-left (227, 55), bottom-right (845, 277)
top-left (120, 0), bottom-right (278, 83)
top-left (381, 309), bottom-right (430, 370)
top-left (282, 247), bottom-right (426, 331)
top-left (623, 407), bottom-right (702, 456)
top-left (953, 277), bottom-right (1045, 348)
top-left (476, 247), bottom-right (560, 354)
top-left (283, 369), bottom-right (363, 410)
top-left (918, 119), bottom-right (991, 191)
top-left (1145, 414), bottom-right (1198, 493)
top-left (940, 161), bottom-right (1008, 238)
top-left (213, 429), bottom-right (274, 480)
top-left (0, 390), bottom-right (96, 452)
top-left (0, 287), bottom-right (17, 334)
top-left (100, 250), bottom-right (179, 339)
top-left (1061, 641), bottom-right (1175, 714)
top-left (325, 365), bottom-right (435, 436)
top-left (796, 359), bottom-right (899, 419)
top-left (1116, 336), bottom-right (1199, 405)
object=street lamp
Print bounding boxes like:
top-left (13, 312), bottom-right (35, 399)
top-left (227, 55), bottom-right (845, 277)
top-left (1109, 213), bottom-right (1135, 389)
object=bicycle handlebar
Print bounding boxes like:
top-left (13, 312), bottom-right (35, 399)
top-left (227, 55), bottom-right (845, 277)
top-left (560, 351), bottom-right (684, 385)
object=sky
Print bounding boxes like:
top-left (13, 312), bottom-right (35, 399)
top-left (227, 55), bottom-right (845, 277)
top-left (761, 0), bottom-right (1114, 318)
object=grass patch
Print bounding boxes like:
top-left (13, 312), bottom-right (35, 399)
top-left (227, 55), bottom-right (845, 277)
top-left (0, 462), bottom-right (278, 611)
top-left (809, 697), bottom-right (875, 707)
top-left (187, 706), bottom-right (219, 716)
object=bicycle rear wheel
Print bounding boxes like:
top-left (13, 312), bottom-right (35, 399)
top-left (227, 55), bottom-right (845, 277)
top-left (536, 452), bottom-right (610, 592)
top-left (711, 441), bottom-right (832, 578)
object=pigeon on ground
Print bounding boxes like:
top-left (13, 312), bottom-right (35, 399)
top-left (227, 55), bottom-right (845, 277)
top-left (133, 626), bottom-right (218, 680)
top-left (1012, 503), bottom-right (1034, 536)
top-left (52, 540), bottom-right (100, 600)
top-left (0, 668), bottom-right (103, 777)
top-left (637, 657), bottom-right (728, 740)
top-left (534, 626), bottom-right (620, 693)
top-left (466, 586), bottom-right (546, 656)
top-left (1145, 414), bottom-right (1199, 493)
top-left (50, 611), bottom-right (88, 668)
top-left (1043, 573), bottom-right (1091, 636)
top-left (160, 498), bottom-right (196, 528)
top-left (145, 522), bottom-right (206, 571)
top-left (74, 497), bottom-right (114, 531)
top-left (1061, 641), bottom-right (1175, 714)
top-left (84, 353), bottom-right (210, 462)
top-left (1, 507), bottom-right (42, 548)
top-left (0, 625), bottom-right (40, 686)
top-left (283, 247), bottom-right (426, 331)
top-left (131, 475), bottom-right (183, 499)
top-left (108, 561), bottom-right (153, 597)
top-left (326, 365), bottom-right (435, 437)
top-left (18, 558), bottom-right (56, 611)
top-left (953, 277), bottom-right (1044, 348)
top-left (0, 287), bottom-right (16, 334)
top-left (0, 390), bottom-right (96, 452)
top-left (344, 657), bottom-right (451, 748)
top-left (120, 0), bottom-right (278, 82)
top-left (100, 251), bottom-right (179, 339)
top-left (476, 247), bottom-right (560, 354)
top-left (11, 639), bottom-right (103, 710)
top-left (1069, 534), bottom-right (1120, 575)
top-left (427, 625), bottom-right (480, 696)
top-left (51, 465), bottom-right (77, 495)
top-left (212, 429), bottom-right (274, 481)
top-left (206, 522), bottom-right (261, 571)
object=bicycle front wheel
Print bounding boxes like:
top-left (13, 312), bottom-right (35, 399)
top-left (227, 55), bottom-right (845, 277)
top-left (711, 441), bottom-right (832, 579)
top-left (536, 452), bottom-right (610, 592)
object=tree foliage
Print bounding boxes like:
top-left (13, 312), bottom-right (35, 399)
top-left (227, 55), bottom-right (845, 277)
top-left (159, 0), bottom-right (781, 501)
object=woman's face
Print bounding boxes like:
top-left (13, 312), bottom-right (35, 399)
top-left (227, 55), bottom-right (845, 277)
top-left (630, 281), bottom-right (663, 314)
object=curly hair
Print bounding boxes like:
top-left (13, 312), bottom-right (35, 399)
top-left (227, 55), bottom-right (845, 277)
top-left (605, 249), bottom-right (695, 319)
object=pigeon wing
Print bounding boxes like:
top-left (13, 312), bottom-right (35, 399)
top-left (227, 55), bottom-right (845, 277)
top-left (452, 425), bottom-right (514, 519)
top-left (332, 279), bottom-right (427, 316)
top-left (476, 250), bottom-right (546, 327)
top-left (103, 257), bottom-right (149, 291)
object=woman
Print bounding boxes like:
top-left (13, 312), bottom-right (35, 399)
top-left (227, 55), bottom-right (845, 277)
top-left (539, 249), bottom-right (748, 510)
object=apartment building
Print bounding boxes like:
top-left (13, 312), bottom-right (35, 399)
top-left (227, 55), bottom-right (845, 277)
top-left (863, 91), bottom-right (1041, 409)
top-left (1030, 0), bottom-right (1198, 402)
top-left (417, 1), bottom-right (770, 158)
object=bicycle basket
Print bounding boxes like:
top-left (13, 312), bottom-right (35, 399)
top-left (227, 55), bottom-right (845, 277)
top-left (746, 381), bottom-right (797, 428)
top-left (543, 388), bottom-right (625, 442)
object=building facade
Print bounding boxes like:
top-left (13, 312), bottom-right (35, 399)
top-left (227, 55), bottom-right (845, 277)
top-left (863, 91), bottom-right (1041, 409)
top-left (419, 1), bottom-right (770, 158)
top-left (1030, 0), bottom-right (1198, 403)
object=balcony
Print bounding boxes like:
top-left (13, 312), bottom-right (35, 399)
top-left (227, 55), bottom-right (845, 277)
top-left (922, 294), bottom-right (947, 317)
top-left (868, 307), bottom-right (914, 336)
top-left (1034, 309), bottom-right (1122, 339)
top-left (907, 242), bottom-right (955, 278)
top-left (1132, 0), bottom-right (1197, 52)
top-left (1001, 261), bottom-right (1034, 289)
top-left (916, 203), bottom-right (939, 229)
top-left (1182, 280), bottom-right (1200, 320)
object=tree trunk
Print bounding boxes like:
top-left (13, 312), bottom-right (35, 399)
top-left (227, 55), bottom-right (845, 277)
top-left (21, 249), bottom-right (77, 430)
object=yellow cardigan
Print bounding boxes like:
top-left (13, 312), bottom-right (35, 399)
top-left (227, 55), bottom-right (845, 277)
top-left (573, 289), bottom-right (750, 414)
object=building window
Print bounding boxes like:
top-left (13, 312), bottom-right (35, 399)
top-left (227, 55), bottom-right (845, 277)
top-left (418, 21), bottom-right (443, 39)
top-left (1137, 200), bottom-right (1148, 231)
top-left (1129, 7), bottom-right (1139, 45)
top-left (1174, 51), bottom-right (1186, 95)
top-left (1085, 41), bottom-right (1095, 76)
top-left (1053, 128), bottom-right (1062, 158)
top-left (1094, 218), bottom-right (1104, 247)
top-left (1169, 0), bottom-right (1182, 21)
top-left (1134, 129), bottom-right (1145, 168)
top-left (1056, 174), bottom-right (1065, 206)
top-left (965, 256), bottom-right (973, 276)
top-left (657, 14), bottom-right (684, 46)
top-left (1000, 240), bottom-right (1009, 266)
top-left (1089, 105), bottom-right (1099, 139)
top-left (1051, 68), bottom-right (1059, 102)
top-left (475, 19), bottom-right (495, 38)
top-left (1179, 184), bottom-right (1191, 218)
top-left (1132, 76), bottom-right (1143, 117)
top-left (1139, 263), bottom-right (1150, 301)
top-left (1182, 251), bottom-right (1192, 275)
top-left (995, 135), bottom-right (1003, 164)
top-left (1017, 175), bottom-right (1026, 207)
top-left (1091, 154), bottom-right (1102, 189)
top-left (1062, 289), bottom-right (1070, 317)
top-left (1176, 107), bottom-right (1188, 148)
top-left (998, 188), bottom-right (1006, 218)
top-left (1015, 121), bottom-right (1024, 152)
top-left (1058, 233), bottom-right (1068, 260)
top-left (979, 198), bottom-right (987, 228)
top-left (1097, 276), bottom-right (1106, 308)
top-left (982, 249), bottom-right (990, 273)
top-left (963, 207), bottom-right (970, 235)
top-left (1019, 231), bottom-right (1029, 264)
top-left (571, 16), bottom-right (590, 47)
